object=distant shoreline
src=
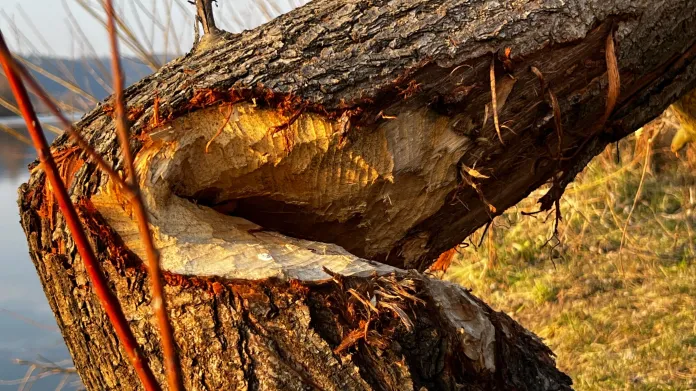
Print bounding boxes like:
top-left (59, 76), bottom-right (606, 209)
top-left (0, 114), bottom-right (83, 127)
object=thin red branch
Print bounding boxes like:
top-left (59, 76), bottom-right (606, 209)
top-left (103, 1), bottom-right (184, 390)
top-left (0, 31), bottom-right (161, 391)
top-left (4, 58), bottom-right (134, 197)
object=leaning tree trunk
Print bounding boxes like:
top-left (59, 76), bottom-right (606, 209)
top-left (17, 0), bottom-right (696, 389)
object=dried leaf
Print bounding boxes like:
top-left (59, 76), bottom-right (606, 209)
top-left (603, 32), bottom-right (620, 123)
top-left (462, 165), bottom-right (490, 179)
top-left (495, 74), bottom-right (518, 112)
top-left (485, 67), bottom-right (517, 144)
top-left (430, 247), bottom-right (457, 272)
top-left (489, 58), bottom-right (502, 144)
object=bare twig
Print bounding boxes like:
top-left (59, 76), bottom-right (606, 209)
top-left (7, 58), bottom-right (132, 194)
top-left (15, 56), bottom-right (98, 103)
top-left (162, 1), bottom-right (173, 61)
top-left (16, 364), bottom-right (36, 391)
top-left (132, 0), bottom-right (162, 54)
top-left (0, 12), bottom-right (92, 113)
top-left (11, 7), bottom-right (78, 85)
top-left (619, 136), bottom-right (651, 273)
top-left (74, 0), bottom-right (160, 70)
top-left (0, 96), bottom-right (62, 134)
top-left (63, 0), bottom-right (113, 86)
top-left (253, 0), bottom-right (277, 22)
top-left (0, 122), bottom-right (32, 145)
top-left (103, 1), bottom-right (183, 390)
top-left (0, 95), bottom-right (22, 116)
top-left (0, 30), bottom-right (161, 391)
top-left (487, 220), bottom-right (497, 269)
top-left (0, 358), bottom-right (79, 389)
top-left (0, 307), bottom-right (58, 332)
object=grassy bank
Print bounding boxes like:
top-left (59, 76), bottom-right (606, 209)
top-left (446, 117), bottom-right (696, 390)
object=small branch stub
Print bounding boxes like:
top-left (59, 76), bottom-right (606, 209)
top-left (195, 0), bottom-right (220, 36)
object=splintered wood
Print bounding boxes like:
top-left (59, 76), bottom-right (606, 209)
top-left (91, 100), bottom-right (473, 273)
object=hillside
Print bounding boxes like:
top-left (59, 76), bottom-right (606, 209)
top-left (0, 55), bottom-right (158, 116)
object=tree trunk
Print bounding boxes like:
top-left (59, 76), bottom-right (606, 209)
top-left (17, 0), bottom-right (696, 389)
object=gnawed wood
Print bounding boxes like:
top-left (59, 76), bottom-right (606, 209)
top-left (16, 0), bottom-right (696, 389)
top-left (92, 102), bottom-right (466, 279)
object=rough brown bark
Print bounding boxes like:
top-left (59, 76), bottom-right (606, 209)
top-left (21, 205), bottom-right (572, 390)
top-left (46, 0), bottom-right (696, 269)
top-left (15, 0), bottom-right (696, 389)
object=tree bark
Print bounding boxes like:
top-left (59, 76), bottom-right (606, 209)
top-left (16, 0), bottom-right (696, 389)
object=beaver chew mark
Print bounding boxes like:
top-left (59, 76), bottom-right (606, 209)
top-left (180, 184), bottom-right (371, 258)
top-left (212, 196), bottom-right (370, 259)
top-left (153, 102), bottom-right (469, 267)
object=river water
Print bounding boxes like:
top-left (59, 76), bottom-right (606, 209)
top-left (0, 117), bottom-right (76, 389)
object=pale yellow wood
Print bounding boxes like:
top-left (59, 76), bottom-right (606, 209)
top-left (93, 101), bottom-right (474, 276)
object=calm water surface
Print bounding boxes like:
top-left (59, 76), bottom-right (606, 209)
top-left (0, 118), bottom-right (76, 389)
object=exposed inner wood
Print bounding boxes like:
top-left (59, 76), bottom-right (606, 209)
top-left (92, 108), bottom-right (402, 280)
top-left (92, 101), bottom-right (468, 277)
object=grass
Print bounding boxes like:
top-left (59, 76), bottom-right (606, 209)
top-left (445, 117), bottom-right (696, 391)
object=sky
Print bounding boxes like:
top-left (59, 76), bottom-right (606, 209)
top-left (0, 0), bottom-right (303, 58)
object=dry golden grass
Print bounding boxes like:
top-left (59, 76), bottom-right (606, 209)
top-left (446, 118), bottom-right (696, 390)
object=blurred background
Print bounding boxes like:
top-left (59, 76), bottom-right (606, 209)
top-left (0, 1), bottom-right (693, 390)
